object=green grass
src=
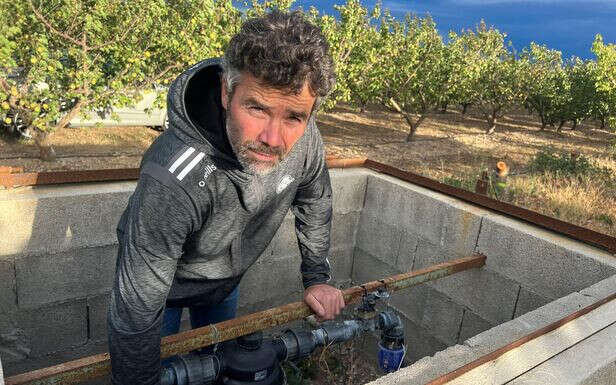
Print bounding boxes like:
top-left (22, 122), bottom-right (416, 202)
top-left (528, 146), bottom-right (612, 180)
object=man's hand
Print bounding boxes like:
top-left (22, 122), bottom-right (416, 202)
top-left (304, 284), bottom-right (345, 321)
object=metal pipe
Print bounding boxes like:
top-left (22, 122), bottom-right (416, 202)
top-left (5, 254), bottom-right (485, 385)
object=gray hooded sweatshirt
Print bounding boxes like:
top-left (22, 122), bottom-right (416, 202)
top-left (107, 58), bottom-right (332, 385)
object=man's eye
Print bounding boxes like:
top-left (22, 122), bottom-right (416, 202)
top-left (249, 106), bottom-right (263, 111)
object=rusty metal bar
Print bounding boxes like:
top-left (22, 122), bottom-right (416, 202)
top-left (427, 290), bottom-right (616, 385)
top-left (5, 254), bottom-right (485, 385)
top-left (364, 159), bottom-right (616, 254)
top-left (0, 158), bottom-right (365, 189)
top-left (326, 157), bottom-right (367, 169)
top-left (0, 168), bottom-right (140, 188)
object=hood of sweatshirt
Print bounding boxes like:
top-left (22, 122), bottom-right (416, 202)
top-left (166, 57), bottom-right (242, 171)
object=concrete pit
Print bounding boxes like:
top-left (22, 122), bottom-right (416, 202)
top-left (1, 167), bottom-right (615, 384)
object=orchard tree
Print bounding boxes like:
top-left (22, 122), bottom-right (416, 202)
top-left (591, 34), bottom-right (616, 129)
top-left (566, 58), bottom-right (595, 130)
top-left (311, 0), bottom-right (382, 110)
top-left (244, 0), bottom-right (294, 17)
top-left (377, 13), bottom-right (445, 141)
top-left (0, 0), bottom-right (240, 161)
top-left (520, 43), bottom-right (567, 130)
top-left (449, 21), bottom-right (523, 134)
top-left (444, 32), bottom-right (475, 115)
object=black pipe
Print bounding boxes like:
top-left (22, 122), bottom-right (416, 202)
top-left (161, 311), bottom-right (403, 385)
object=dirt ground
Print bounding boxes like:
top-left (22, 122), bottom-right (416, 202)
top-left (1, 104), bottom-right (615, 238)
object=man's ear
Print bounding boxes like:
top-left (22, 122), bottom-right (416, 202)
top-left (220, 76), bottom-right (229, 111)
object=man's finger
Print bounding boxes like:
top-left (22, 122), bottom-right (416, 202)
top-left (305, 293), bottom-right (326, 318)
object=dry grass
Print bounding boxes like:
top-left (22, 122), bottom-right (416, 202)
top-left (506, 174), bottom-right (616, 235)
top-left (321, 104), bottom-right (616, 237)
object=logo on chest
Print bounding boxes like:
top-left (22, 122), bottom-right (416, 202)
top-left (198, 164), bottom-right (217, 187)
top-left (276, 175), bottom-right (294, 194)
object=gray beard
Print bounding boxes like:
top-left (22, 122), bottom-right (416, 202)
top-left (225, 115), bottom-right (284, 176)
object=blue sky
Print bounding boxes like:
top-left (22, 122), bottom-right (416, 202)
top-left (289, 0), bottom-right (616, 59)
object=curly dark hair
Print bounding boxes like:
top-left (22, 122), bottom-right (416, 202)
top-left (223, 10), bottom-right (335, 112)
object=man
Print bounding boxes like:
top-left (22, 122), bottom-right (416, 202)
top-left (107, 10), bottom-right (345, 385)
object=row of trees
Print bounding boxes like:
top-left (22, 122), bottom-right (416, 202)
top-left (1, 0), bottom-right (615, 159)
top-left (316, 1), bottom-right (616, 140)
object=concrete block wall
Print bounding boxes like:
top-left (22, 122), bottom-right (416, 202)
top-left (0, 182), bottom-right (134, 376)
top-left (353, 172), bottom-right (616, 367)
top-left (367, 274), bottom-right (616, 385)
top-left (0, 168), bottom-right (365, 377)
top-left (2, 167), bottom-right (614, 382)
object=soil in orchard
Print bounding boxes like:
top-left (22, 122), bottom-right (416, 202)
top-left (2, 103), bottom-right (615, 238)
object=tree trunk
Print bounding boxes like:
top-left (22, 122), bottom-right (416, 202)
top-left (600, 117), bottom-right (606, 129)
top-left (405, 115), bottom-right (426, 142)
top-left (571, 119), bottom-right (578, 130)
top-left (33, 130), bottom-right (56, 162)
top-left (486, 116), bottom-right (496, 134)
top-left (485, 108), bottom-right (499, 134)
top-left (440, 102), bottom-right (448, 113)
top-left (556, 120), bottom-right (565, 133)
top-left (540, 119), bottom-right (547, 131)
top-left (461, 103), bottom-right (470, 115)
top-left (386, 98), bottom-right (424, 142)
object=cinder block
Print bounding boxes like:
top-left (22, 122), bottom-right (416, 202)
top-left (330, 211), bottom-right (360, 251)
top-left (329, 245), bottom-right (353, 283)
top-left (0, 182), bottom-right (134, 257)
top-left (355, 214), bottom-right (402, 268)
top-left (0, 316), bottom-right (30, 364)
top-left (477, 213), bottom-right (616, 299)
top-left (364, 175), bottom-right (484, 255)
top-left (514, 287), bottom-right (553, 318)
top-left (329, 168), bottom-right (368, 215)
top-left (579, 274), bottom-right (616, 300)
top-left (87, 294), bottom-right (110, 342)
top-left (0, 259), bottom-right (16, 313)
top-left (395, 231), bottom-right (419, 272)
top-left (464, 292), bottom-right (595, 356)
top-left (420, 289), bottom-right (465, 345)
top-left (17, 299), bottom-right (88, 357)
top-left (257, 211), bottom-right (358, 269)
top-left (389, 283), bottom-right (430, 325)
top-left (399, 316), bottom-right (448, 363)
top-left (238, 258), bottom-right (303, 308)
top-left (15, 245), bottom-right (117, 309)
top-left (509, 322), bottom-right (616, 385)
top-left (362, 175), bottom-right (411, 228)
top-left (351, 249), bottom-right (399, 286)
top-left (458, 310), bottom-right (493, 343)
top-left (410, 197), bottom-right (481, 256)
top-left (414, 240), bottom-right (521, 324)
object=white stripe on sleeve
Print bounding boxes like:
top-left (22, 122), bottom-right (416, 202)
top-left (169, 147), bottom-right (195, 173)
top-left (177, 152), bottom-right (205, 181)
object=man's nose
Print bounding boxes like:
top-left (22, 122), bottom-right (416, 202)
top-left (257, 119), bottom-right (283, 148)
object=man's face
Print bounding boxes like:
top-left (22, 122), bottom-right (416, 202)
top-left (221, 72), bottom-right (316, 175)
